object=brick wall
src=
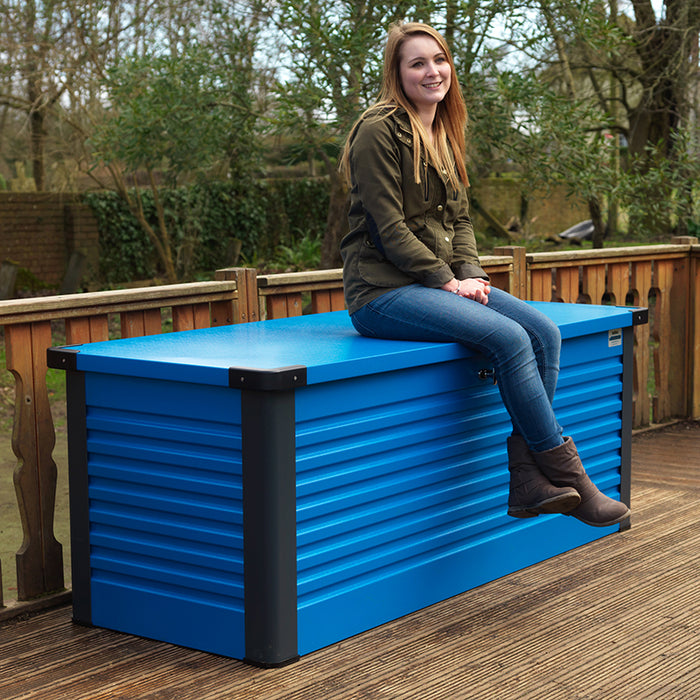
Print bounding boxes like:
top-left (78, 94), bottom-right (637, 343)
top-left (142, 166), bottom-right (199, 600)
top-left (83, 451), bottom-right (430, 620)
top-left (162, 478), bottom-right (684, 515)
top-left (472, 178), bottom-right (589, 237)
top-left (0, 193), bottom-right (100, 288)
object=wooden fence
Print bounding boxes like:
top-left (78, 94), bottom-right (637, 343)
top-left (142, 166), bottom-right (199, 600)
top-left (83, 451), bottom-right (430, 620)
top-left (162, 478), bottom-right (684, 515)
top-left (1, 240), bottom-right (698, 615)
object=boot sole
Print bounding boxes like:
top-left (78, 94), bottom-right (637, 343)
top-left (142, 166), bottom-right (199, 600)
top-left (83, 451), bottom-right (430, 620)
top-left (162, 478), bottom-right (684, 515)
top-left (568, 507), bottom-right (631, 527)
top-left (508, 492), bottom-right (581, 518)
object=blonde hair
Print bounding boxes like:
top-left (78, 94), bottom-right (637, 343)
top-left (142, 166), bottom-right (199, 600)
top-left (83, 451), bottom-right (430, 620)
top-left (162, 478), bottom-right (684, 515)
top-left (340, 22), bottom-right (469, 189)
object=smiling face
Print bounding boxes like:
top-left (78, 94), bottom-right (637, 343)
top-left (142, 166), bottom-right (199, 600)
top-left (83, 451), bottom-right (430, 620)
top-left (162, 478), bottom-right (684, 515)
top-left (398, 34), bottom-right (452, 118)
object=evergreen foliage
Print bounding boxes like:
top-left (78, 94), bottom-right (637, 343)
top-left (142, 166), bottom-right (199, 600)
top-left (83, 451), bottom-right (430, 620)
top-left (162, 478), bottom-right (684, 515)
top-left (84, 178), bottom-right (329, 283)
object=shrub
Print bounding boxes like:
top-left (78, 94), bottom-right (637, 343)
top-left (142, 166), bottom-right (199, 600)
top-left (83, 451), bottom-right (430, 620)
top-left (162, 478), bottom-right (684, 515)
top-left (83, 178), bottom-right (330, 283)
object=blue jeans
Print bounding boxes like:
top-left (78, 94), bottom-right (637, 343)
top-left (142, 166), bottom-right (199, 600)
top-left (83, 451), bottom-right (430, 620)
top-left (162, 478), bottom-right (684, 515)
top-left (351, 285), bottom-right (564, 452)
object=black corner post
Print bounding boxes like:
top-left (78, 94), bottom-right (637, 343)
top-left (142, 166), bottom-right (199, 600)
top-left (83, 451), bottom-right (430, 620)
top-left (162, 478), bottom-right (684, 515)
top-left (620, 309), bottom-right (649, 532)
top-left (65, 369), bottom-right (92, 624)
top-left (47, 346), bottom-right (93, 624)
top-left (237, 365), bottom-right (305, 667)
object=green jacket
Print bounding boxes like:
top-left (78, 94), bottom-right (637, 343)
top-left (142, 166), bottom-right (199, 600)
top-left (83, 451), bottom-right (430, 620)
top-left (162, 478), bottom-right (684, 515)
top-left (340, 107), bottom-right (488, 315)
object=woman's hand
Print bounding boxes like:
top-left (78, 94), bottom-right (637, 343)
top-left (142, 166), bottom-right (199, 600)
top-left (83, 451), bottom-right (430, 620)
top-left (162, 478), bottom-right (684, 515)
top-left (441, 278), bottom-right (491, 305)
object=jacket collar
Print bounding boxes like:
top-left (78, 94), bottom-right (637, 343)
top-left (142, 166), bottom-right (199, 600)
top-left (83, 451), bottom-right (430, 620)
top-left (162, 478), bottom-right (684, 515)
top-left (390, 107), bottom-right (414, 147)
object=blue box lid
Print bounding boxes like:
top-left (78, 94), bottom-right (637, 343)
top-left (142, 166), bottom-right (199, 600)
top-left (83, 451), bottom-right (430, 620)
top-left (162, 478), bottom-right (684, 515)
top-left (47, 303), bottom-right (645, 389)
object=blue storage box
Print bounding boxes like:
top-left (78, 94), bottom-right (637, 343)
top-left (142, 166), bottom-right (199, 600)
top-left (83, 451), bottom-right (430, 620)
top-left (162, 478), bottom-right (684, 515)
top-left (48, 302), bottom-right (647, 667)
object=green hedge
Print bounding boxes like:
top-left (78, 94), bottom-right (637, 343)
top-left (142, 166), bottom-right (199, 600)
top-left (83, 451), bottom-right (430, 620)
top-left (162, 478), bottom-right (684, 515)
top-left (83, 178), bottom-right (330, 284)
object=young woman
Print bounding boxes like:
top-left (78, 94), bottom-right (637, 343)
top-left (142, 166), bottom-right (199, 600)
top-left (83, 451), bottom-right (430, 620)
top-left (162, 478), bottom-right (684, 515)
top-left (339, 21), bottom-right (630, 527)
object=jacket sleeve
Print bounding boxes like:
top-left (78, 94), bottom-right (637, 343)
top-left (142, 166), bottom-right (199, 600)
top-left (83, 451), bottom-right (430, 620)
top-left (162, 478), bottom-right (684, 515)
top-left (450, 188), bottom-right (489, 281)
top-left (349, 117), bottom-right (455, 288)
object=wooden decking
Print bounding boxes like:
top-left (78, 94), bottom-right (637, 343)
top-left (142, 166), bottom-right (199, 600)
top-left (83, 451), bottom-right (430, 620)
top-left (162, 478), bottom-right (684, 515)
top-left (2, 422), bottom-right (699, 700)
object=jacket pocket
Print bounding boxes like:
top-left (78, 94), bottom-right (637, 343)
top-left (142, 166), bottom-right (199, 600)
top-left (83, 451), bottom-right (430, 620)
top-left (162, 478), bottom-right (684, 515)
top-left (358, 240), bottom-right (413, 287)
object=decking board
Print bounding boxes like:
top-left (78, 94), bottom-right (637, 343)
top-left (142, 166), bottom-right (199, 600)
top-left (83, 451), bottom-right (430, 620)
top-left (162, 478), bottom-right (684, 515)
top-left (2, 421), bottom-right (699, 700)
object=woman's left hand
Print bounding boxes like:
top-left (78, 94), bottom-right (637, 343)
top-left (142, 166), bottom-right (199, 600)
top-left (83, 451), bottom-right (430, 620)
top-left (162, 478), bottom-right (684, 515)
top-left (457, 278), bottom-right (490, 304)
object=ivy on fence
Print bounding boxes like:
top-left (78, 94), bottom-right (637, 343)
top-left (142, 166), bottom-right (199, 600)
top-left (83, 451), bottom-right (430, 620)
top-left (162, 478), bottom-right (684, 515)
top-left (83, 178), bottom-right (330, 284)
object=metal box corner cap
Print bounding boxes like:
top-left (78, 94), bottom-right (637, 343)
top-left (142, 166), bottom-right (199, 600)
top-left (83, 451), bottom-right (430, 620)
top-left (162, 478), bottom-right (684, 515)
top-left (47, 346), bottom-right (81, 371)
top-left (229, 365), bottom-right (307, 391)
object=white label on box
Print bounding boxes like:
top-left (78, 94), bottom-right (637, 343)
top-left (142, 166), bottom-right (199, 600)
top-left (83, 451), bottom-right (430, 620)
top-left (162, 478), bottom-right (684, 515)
top-left (608, 328), bottom-right (622, 347)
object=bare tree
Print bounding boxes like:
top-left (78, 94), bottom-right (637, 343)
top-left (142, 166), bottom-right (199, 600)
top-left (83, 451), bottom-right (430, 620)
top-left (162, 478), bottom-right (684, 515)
top-left (627, 0), bottom-right (700, 155)
top-left (0, 0), bottom-right (142, 189)
top-left (489, 0), bottom-right (700, 242)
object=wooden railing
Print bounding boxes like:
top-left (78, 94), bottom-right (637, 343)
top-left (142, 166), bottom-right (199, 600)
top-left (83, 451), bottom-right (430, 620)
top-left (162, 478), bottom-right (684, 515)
top-left (1, 240), bottom-right (698, 615)
top-left (0, 279), bottom-right (242, 610)
top-left (236, 254), bottom-right (515, 320)
top-left (524, 240), bottom-right (700, 428)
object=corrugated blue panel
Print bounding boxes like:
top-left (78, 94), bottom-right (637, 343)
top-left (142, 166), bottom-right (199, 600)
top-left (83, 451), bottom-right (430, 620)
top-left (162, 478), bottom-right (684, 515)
top-left (295, 329), bottom-right (627, 655)
top-left (295, 358), bottom-right (511, 653)
top-left (556, 331), bottom-right (624, 497)
top-left (84, 373), bottom-right (246, 658)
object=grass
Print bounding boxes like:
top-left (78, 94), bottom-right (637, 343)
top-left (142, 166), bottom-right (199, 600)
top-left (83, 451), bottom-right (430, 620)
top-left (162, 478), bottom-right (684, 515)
top-left (476, 226), bottom-right (674, 255)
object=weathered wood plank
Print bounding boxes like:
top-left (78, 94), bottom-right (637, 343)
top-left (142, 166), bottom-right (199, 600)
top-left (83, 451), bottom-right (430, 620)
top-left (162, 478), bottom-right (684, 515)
top-left (652, 259), bottom-right (674, 422)
top-left (487, 270), bottom-right (510, 294)
top-left (691, 248), bottom-right (700, 418)
top-left (266, 293), bottom-right (303, 319)
top-left (5, 322), bottom-right (64, 600)
top-left (555, 266), bottom-right (579, 303)
top-left (215, 268), bottom-right (258, 323)
top-left (172, 303), bottom-right (211, 332)
top-left (328, 288), bottom-right (346, 312)
top-left (209, 300), bottom-right (234, 327)
top-left (64, 315), bottom-right (110, 345)
top-left (120, 308), bottom-right (163, 338)
top-left (530, 268), bottom-right (553, 302)
top-left (257, 257), bottom-right (512, 289)
top-left (257, 268), bottom-right (344, 287)
top-left (493, 246), bottom-right (524, 298)
top-left (581, 263), bottom-right (606, 304)
top-left (308, 288), bottom-right (347, 314)
top-left (527, 244), bottom-right (692, 268)
top-left (310, 290), bottom-right (333, 314)
top-left (607, 261), bottom-right (631, 306)
top-left (632, 262), bottom-right (653, 427)
top-left (0, 281), bottom-right (238, 325)
top-left (667, 256), bottom-right (691, 419)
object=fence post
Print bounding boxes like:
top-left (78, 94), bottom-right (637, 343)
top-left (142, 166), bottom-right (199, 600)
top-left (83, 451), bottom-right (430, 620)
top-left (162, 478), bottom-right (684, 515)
top-left (692, 245), bottom-right (700, 419)
top-left (215, 267), bottom-right (259, 323)
top-left (5, 321), bottom-right (64, 600)
top-left (672, 237), bottom-right (700, 418)
top-left (492, 246), bottom-right (527, 299)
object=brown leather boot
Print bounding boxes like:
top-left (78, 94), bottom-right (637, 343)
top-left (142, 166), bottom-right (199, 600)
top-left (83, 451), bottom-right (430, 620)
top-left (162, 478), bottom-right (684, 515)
top-left (507, 435), bottom-right (581, 518)
top-left (532, 436), bottom-right (631, 527)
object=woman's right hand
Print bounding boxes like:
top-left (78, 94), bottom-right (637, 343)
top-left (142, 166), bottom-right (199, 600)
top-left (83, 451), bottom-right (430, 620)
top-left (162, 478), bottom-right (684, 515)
top-left (441, 278), bottom-right (490, 305)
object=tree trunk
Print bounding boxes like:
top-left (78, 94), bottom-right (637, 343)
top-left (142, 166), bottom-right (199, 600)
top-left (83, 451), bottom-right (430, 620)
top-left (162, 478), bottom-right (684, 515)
top-left (109, 166), bottom-right (179, 283)
top-left (27, 76), bottom-right (45, 191)
top-left (30, 110), bottom-right (45, 191)
top-left (320, 168), bottom-right (349, 270)
top-left (588, 196), bottom-right (606, 248)
top-left (628, 0), bottom-right (699, 159)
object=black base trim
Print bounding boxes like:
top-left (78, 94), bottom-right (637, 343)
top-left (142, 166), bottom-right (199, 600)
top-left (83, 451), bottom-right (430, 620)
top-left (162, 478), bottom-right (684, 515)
top-left (243, 655), bottom-right (301, 669)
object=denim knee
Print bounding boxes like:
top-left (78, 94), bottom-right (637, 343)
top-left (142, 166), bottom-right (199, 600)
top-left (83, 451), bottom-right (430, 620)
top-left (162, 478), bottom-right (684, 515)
top-left (536, 314), bottom-right (561, 359)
